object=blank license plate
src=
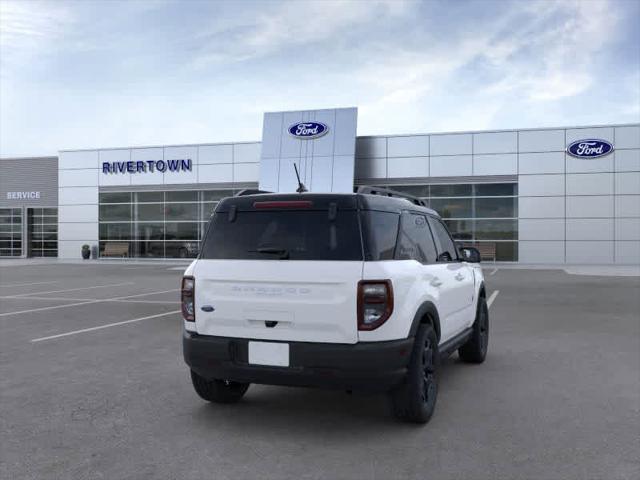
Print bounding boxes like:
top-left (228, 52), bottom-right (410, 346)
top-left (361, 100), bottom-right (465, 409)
top-left (248, 341), bottom-right (289, 367)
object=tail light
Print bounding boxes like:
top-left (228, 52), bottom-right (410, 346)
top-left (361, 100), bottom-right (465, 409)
top-left (181, 276), bottom-right (195, 322)
top-left (357, 280), bottom-right (393, 331)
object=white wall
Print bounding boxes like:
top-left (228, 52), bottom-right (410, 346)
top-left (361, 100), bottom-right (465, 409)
top-left (58, 141), bottom-right (261, 258)
top-left (353, 123), bottom-right (640, 264)
top-left (57, 123), bottom-right (640, 264)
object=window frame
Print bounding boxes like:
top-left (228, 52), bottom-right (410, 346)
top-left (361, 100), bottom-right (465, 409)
top-left (393, 211), bottom-right (439, 265)
top-left (427, 215), bottom-right (461, 263)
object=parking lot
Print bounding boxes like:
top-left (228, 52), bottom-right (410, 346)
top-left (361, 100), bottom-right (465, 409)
top-left (0, 262), bottom-right (638, 480)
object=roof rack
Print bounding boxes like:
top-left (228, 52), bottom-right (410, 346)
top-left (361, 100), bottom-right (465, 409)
top-left (356, 186), bottom-right (428, 207)
top-left (234, 189), bottom-right (272, 196)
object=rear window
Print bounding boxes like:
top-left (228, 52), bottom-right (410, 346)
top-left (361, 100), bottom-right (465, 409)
top-left (200, 210), bottom-right (363, 261)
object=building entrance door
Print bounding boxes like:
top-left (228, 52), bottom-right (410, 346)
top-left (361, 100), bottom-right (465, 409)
top-left (26, 208), bottom-right (58, 257)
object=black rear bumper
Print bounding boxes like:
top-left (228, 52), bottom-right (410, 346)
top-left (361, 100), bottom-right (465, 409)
top-left (183, 331), bottom-right (414, 392)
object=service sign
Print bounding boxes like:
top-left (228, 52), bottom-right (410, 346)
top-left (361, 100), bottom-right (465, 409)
top-left (566, 139), bottom-right (613, 159)
top-left (6, 191), bottom-right (40, 200)
top-left (288, 122), bottom-right (329, 139)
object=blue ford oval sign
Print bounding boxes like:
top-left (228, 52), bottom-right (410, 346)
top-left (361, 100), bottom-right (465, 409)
top-left (567, 139), bottom-right (614, 159)
top-left (288, 122), bottom-right (329, 139)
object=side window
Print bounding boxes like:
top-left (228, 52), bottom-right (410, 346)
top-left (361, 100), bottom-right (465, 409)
top-left (395, 213), bottom-right (437, 263)
top-left (428, 217), bottom-right (458, 262)
top-left (361, 211), bottom-right (400, 261)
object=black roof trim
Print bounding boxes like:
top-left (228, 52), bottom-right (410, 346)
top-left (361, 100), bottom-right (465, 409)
top-left (215, 191), bottom-right (440, 217)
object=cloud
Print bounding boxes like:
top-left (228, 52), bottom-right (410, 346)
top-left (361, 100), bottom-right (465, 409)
top-left (190, 0), bottom-right (408, 67)
top-left (0, 0), bottom-right (73, 68)
top-left (0, 0), bottom-right (637, 156)
top-left (356, 0), bottom-right (624, 133)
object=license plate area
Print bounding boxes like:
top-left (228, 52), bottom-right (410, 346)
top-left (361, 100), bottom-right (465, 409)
top-left (248, 341), bottom-right (290, 367)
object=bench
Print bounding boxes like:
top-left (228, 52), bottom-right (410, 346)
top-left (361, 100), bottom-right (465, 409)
top-left (102, 242), bottom-right (129, 258)
top-left (476, 243), bottom-right (496, 262)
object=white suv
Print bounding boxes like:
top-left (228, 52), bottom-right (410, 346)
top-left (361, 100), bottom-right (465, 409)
top-left (182, 188), bottom-right (488, 423)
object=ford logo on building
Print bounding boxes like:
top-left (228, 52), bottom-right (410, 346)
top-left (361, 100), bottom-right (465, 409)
top-left (567, 139), bottom-right (614, 159)
top-left (288, 122), bottom-right (329, 139)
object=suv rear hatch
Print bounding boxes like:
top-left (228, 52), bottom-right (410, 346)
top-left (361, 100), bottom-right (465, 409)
top-left (193, 195), bottom-right (363, 344)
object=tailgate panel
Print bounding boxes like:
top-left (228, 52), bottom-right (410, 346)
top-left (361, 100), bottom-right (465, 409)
top-left (194, 260), bottom-right (362, 344)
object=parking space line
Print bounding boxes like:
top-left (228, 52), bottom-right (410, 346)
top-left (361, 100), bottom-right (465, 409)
top-left (0, 299), bottom-right (104, 317)
top-left (0, 281), bottom-right (58, 288)
top-left (10, 282), bottom-right (135, 298)
top-left (487, 290), bottom-right (500, 308)
top-left (0, 295), bottom-right (177, 304)
top-left (115, 289), bottom-right (176, 300)
top-left (489, 268), bottom-right (498, 275)
top-left (0, 289), bottom-right (178, 317)
top-left (31, 310), bottom-right (181, 343)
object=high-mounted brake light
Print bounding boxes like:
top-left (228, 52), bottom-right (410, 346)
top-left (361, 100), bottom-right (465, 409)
top-left (357, 280), bottom-right (393, 331)
top-left (181, 276), bottom-right (195, 322)
top-left (253, 200), bottom-right (313, 209)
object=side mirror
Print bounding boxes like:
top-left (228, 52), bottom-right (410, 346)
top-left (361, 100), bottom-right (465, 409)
top-left (459, 246), bottom-right (481, 263)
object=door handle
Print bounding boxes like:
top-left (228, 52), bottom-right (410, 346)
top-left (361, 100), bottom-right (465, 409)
top-left (430, 278), bottom-right (443, 287)
top-left (455, 273), bottom-right (464, 281)
top-left (201, 305), bottom-right (214, 312)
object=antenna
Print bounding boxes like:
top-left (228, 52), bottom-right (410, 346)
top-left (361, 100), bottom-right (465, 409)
top-left (293, 163), bottom-right (308, 193)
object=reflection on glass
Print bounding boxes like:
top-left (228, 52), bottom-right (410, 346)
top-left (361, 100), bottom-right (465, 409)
top-left (430, 184), bottom-right (472, 197)
top-left (99, 204), bottom-right (131, 221)
top-left (135, 223), bottom-right (164, 241)
top-left (474, 198), bottom-right (517, 218)
top-left (474, 220), bottom-right (517, 240)
top-left (165, 222), bottom-right (199, 240)
top-left (136, 192), bottom-right (163, 203)
top-left (99, 223), bottom-right (131, 240)
top-left (474, 183), bottom-right (517, 197)
top-left (443, 220), bottom-right (473, 240)
top-left (165, 203), bottom-right (199, 221)
top-left (430, 198), bottom-right (473, 218)
top-left (166, 191), bottom-right (198, 202)
top-left (99, 192), bottom-right (132, 204)
top-left (135, 203), bottom-right (164, 221)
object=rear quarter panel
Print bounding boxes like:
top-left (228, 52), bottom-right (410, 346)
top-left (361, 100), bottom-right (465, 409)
top-left (359, 260), bottom-right (442, 342)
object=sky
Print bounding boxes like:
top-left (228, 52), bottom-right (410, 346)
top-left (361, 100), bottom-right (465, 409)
top-left (0, 0), bottom-right (639, 157)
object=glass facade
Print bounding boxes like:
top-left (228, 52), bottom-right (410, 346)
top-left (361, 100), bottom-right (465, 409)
top-left (375, 183), bottom-right (518, 261)
top-left (98, 189), bottom-right (236, 258)
top-left (28, 208), bottom-right (58, 257)
top-left (0, 208), bottom-right (23, 257)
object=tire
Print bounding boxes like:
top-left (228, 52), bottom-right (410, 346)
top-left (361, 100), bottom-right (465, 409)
top-left (390, 324), bottom-right (439, 424)
top-left (458, 296), bottom-right (489, 364)
top-left (190, 370), bottom-right (249, 404)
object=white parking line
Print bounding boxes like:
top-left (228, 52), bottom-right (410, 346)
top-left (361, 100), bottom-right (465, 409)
top-left (0, 289), bottom-right (177, 317)
top-left (0, 295), bottom-right (177, 304)
top-left (10, 282), bottom-right (135, 298)
top-left (31, 310), bottom-right (181, 343)
top-left (489, 268), bottom-right (498, 275)
top-left (0, 281), bottom-right (57, 288)
top-left (0, 299), bottom-right (104, 317)
top-left (487, 290), bottom-right (500, 308)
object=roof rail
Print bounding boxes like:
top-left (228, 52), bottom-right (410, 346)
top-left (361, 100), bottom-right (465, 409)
top-left (356, 186), bottom-right (428, 207)
top-left (234, 189), bottom-right (272, 196)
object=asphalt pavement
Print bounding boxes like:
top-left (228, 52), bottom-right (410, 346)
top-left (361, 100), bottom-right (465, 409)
top-left (0, 262), bottom-right (638, 480)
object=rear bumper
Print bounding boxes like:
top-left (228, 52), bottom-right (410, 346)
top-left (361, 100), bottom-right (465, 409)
top-left (183, 331), bottom-right (413, 392)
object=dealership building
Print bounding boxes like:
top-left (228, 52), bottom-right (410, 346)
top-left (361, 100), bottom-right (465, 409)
top-left (1, 107), bottom-right (639, 264)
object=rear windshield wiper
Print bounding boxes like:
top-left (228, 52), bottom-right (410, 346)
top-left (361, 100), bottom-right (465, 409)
top-left (249, 246), bottom-right (290, 259)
